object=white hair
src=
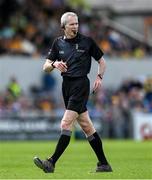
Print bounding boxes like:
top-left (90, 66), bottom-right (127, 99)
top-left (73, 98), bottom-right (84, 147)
top-left (60, 12), bottom-right (78, 28)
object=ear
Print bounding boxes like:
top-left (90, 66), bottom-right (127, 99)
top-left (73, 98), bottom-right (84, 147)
top-left (61, 22), bottom-right (66, 29)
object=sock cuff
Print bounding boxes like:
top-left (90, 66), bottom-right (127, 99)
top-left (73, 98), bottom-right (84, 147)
top-left (87, 132), bottom-right (96, 141)
top-left (61, 129), bottom-right (72, 136)
top-left (87, 131), bottom-right (100, 141)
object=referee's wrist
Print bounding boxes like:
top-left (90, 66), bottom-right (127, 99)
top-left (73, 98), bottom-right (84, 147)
top-left (97, 74), bottom-right (103, 80)
top-left (51, 61), bottom-right (56, 68)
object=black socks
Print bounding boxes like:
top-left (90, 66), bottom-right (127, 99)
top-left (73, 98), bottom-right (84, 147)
top-left (48, 130), bottom-right (108, 166)
top-left (87, 132), bottom-right (108, 165)
top-left (49, 129), bottom-right (72, 165)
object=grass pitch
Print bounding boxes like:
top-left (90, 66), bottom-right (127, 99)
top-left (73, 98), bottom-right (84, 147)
top-left (0, 140), bottom-right (152, 179)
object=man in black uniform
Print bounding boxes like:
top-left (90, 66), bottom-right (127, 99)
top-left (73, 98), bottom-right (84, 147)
top-left (34, 12), bottom-right (112, 173)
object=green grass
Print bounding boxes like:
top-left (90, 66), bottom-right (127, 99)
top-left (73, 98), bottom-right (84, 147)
top-left (0, 140), bottom-right (152, 179)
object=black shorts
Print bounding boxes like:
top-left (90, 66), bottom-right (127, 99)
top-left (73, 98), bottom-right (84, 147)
top-left (62, 76), bottom-right (90, 114)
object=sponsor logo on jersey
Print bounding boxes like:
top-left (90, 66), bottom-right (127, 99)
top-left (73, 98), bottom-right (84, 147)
top-left (77, 49), bottom-right (85, 53)
top-left (59, 50), bottom-right (64, 54)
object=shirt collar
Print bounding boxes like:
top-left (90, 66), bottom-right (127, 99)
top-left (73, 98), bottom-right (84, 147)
top-left (63, 33), bottom-right (80, 43)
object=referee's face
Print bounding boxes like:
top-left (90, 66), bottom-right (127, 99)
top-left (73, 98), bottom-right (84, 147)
top-left (64, 16), bottom-right (79, 39)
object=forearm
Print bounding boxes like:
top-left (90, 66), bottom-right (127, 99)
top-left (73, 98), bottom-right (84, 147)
top-left (43, 59), bottom-right (55, 72)
top-left (97, 57), bottom-right (106, 78)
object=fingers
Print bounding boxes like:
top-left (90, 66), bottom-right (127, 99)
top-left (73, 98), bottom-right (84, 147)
top-left (93, 80), bottom-right (101, 93)
top-left (61, 60), bottom-right (68, 69)
top-left (93, 82), bottom-right (98, 93)
top-left (55, 60), bottom-right (68, 72)
top-left (59, 63), bottom-right (67, 72)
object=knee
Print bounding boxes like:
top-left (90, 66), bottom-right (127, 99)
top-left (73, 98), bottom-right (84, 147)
top-left (81, 121), bottom-right (95, 135)
top-left (60, 119), bottom-right (73, 130)
top-left (83, 125), bottom-right (94, 135)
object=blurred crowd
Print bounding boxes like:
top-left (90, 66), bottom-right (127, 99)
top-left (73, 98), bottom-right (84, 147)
top-left (0, 0), bottom-right (152, 58)
top-left (0, 74), bottom-right (152, 138)
top-left (1, 0), bottom-right (152, 139)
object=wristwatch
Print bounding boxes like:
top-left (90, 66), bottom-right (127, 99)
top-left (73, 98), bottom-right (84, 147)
top-left (98, 74), bottom-right (103, 80)
top-left (51, 61), bottom-right (56, 68)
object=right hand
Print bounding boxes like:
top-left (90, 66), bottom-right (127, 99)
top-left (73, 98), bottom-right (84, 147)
top-left (54, 60), bottom-right (68, 72)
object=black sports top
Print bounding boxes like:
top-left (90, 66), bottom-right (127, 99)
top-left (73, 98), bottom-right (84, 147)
top-left (46, 33), bottom-right (104, 77)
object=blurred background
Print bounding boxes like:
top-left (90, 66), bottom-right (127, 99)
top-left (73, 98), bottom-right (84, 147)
top-left (0, 0), bottom-right (152, 141)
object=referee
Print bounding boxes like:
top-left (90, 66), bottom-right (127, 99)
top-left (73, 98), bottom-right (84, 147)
top-left (34, 12), bottom-right (112, 173)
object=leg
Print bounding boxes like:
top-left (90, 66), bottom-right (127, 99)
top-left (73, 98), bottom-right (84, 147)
top-left (77, 111), bottom-right (112, 172)
top-left (34, 110), bottom-right (78, 173)
top-left (77, 111), bottom-right (96, 137)
top-left (50, 110), bottom-right (78, 165)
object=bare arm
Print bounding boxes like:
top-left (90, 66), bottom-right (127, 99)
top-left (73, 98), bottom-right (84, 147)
top-left (97, 57), bottom-right (106, 78)
top-left (93, 57), bottom-right (106, 93)
top-left (43, 59), bottom-right (68, 73)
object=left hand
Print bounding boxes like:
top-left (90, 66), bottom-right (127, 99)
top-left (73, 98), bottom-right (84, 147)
top-left (92, 76), bottom-right (102, 93)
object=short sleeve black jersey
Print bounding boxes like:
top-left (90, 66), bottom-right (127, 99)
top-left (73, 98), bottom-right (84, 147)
top-left (46, 33), bottom-right (104, 77)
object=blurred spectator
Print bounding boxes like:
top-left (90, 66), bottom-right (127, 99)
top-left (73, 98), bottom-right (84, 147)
top-left (133, 45), bottom-right (146, 59)
top-left (99, 38), bottom-right (112, 56)
top-left (108, 29), bottom-right (123, 51)
top-left (144, 76), bottom-right (152, 112)
top-left (7, 76), bottom-right (22, 99)
top-left (110, 95), bottom-right (125, 138)
top-left (41, 72), bottom-right (56, 93)
top-left (35, 96), bottom-right (55, 112)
